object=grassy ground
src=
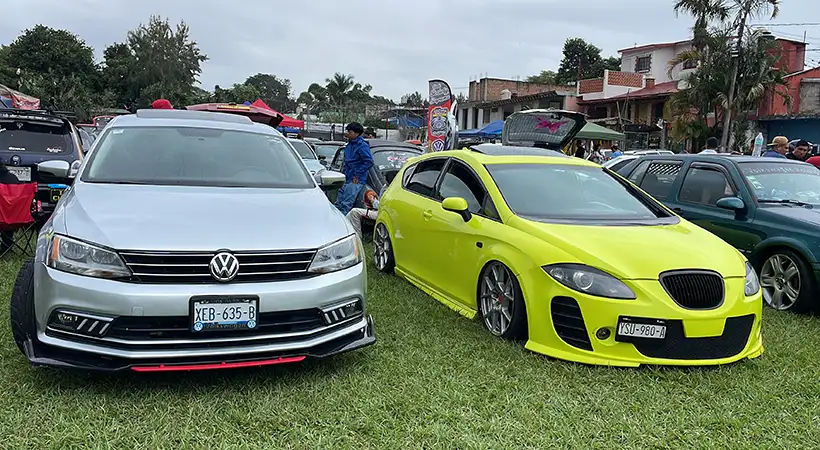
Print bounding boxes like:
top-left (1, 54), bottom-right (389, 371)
top-left (1, 251), bottom-right (820, 449)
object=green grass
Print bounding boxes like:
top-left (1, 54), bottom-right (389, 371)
top-left (1, 251), bottom-right (820, 449)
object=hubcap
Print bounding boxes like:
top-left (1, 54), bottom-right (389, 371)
top-left (479, 263), bottom-right (515, 336)
top-left (760, 254), bottom-right (801, 310)
top-left (373, 224), bottom-right (390, 270)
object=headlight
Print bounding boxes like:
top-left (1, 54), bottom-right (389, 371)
top-left (47, 235), bottom-right (131, 279)
top-left (745, 262), bottom-right (760, 296)
top-left (543, 263), bottom-right (636, 299)
top-left (308, 235), bottom-right (362, 274)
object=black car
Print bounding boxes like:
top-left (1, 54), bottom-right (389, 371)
top-left (0, 108), bottom-right (85, 217)
top-left (313, 141), bottom-right (346, 167)
top-left (330, 139), bottom-right (423, 205)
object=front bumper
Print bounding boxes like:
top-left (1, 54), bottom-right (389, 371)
top-left (522, 273), bottom-right (764, 367)
top-left (29, 262), bottom-right (375, 371)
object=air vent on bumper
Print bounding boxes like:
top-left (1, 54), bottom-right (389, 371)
top-left (321, 299), bottom-right (363, 326)
top-left (551, 296), bottom-right (593, 351)
top-left (47, 310), bottom-right (113, 338)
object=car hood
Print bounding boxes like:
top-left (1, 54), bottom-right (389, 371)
top-left (512, 217), bottom-right (745, 279)
top-left (61, 183), bottom-right (351, 251)
top-left (761, 204), bottom-right (820, 225)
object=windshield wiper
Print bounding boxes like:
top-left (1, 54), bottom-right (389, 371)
top-left (758, 199), bottom-right (814, 209)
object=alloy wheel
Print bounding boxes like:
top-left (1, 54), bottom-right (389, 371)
top-left (479, 262), bottom-right (515, 336)
top-left (760, 254), bottom-right (801, 310)
top-left (373, 223), bottom-right (391, 271)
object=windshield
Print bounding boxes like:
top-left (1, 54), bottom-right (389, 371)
top-left (0, 119), bottom-right (74, 155)
top-left (314, 144), bottom-right (340, 159)
top-left (487, 163), bottom-right (668, 223)
top-left (288, 139), bottom-right (316, 159)
top-left (373, 149), bottom-right (420, 171)
top-left (82, 126), bottom-right (314, 189)
top-left (739, 162), bottom-right (820, 204)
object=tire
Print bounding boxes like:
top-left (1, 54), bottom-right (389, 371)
top-left (758, 249), bottom-right (816, 313)
top-left (477, 261), bottom-right (528, 341)
top-left (10, 258), bottom-right (37, 357)
top-left (373, 223), bottom-right (395, 274)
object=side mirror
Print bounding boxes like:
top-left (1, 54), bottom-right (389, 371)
top-left (317, 170), bottom-right (345, 190)
top-left (442, 197), bottom-right (472, 222)
top-left (37, 160), bottom-right (72, 179)
top-left (716, 196), bottom-right (745, 211)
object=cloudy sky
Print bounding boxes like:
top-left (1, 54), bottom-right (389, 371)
top-left (2, 0), bottom-right (818, 101)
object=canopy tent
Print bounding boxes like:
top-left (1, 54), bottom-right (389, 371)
top-left (250, 99), bottom-right (304, 129)
top-left (458, 128), bottom-right (480, 138)
top-left (478, 120), bottom-right (504, 137)
top-left (576, 122), bottom-right (625, 141)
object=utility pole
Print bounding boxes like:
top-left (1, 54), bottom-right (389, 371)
top-left (720, 8), bottom-right (751, 153)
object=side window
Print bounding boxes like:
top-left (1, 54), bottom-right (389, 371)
top-left (438, 161), bottom-right (486, 213)
top-left (405, 159), bottom-right (446, 198)
top-left (679, 167), bottom-right (735, 206)
top-left (627, 160), bottom-right (651, 184)
top-left (639, 162), bottom-right (683, 200)
top-left (331, 149), bottom-right (344, 171)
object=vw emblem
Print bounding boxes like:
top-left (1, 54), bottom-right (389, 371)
top-left (209, 252), bottom-right (240, 282)
top-left (10, 155), bottom-right (20, 166)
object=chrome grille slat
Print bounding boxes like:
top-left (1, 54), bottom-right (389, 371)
top-left (119, 248), bottom-right (317, 284)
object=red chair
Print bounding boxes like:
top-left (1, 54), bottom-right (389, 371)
top-left (0, 182), bottom-right (39, 258)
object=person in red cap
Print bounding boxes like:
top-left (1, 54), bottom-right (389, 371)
top-left (806, 155), bottom-right (820, 170)
top-left (151, 99), bottom-right (173, 109)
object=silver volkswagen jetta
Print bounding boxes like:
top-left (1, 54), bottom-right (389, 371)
top-left (10, 109), bottom-right (375, 372)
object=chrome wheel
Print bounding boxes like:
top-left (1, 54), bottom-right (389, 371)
top-left (479, 262), bottom-right (515, 336)
top-left (373, 223), bottom-right (391, 271)
top-left (760, 254), bottom-right (801, 310)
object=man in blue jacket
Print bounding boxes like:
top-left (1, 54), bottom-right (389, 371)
top-left (334, 122), bottom-right (373, 215)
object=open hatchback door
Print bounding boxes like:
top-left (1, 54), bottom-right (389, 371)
top-left (185, 103), bottom-right (284, 128)
top-left (502, 109), bottom-right (586, 150)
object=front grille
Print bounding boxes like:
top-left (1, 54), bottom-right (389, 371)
top-left (660, 270), bottom-right (725, 309)
top-left (633, 315), bottom-right (755, 360)
top-left (551, 296), bottom-right (593, 351)
top-left (119, 249), bottom-right (317, 284)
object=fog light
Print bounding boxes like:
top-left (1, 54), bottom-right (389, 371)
top-left (596, 328), bottom-right (611, 340)
top-left (321, 299), bottom-right (363, 325)
top-left (48, 310), bottom-right (113, 337)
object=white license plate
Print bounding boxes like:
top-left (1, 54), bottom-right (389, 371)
top-left (8, 167), bottom-right (31, 182)
top-left (617, 321), bottom-right (666, 339)
top-left (192, 298), bottom-right (258, 332)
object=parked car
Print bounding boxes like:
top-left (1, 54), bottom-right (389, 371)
top-left (624, 149), bottom-right (674, 156)
top-left (616, 154), bottom-right (820, 313)
top-left (313, 140), bottom-right (346, 167)
top-left (603, 155), bottom-right (640, 172)
top-left (0, 108), bottom-right (84, 218)
top-left (10, 108), bottom-right (375, 371)
top-left (372, 109), bottom-right (762, 367)
top-left (287, 138), bottom-right (324, 175)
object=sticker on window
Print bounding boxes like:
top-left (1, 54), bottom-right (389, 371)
top-left (112, 129), bottom-right (124, 135)
top-left (46, 147), bottom-right (61, 153)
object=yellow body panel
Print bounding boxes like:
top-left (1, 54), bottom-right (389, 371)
top-left (377, 150), bottom-right (763, 367)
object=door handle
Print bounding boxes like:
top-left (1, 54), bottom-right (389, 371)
top-left (422, 210), bottom-right (433, 219)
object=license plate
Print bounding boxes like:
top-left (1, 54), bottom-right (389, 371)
top-left (50, 188), bottom-right (65, 203)
top-left (616, 317), bottom-right (667, 340)
top-left (8, 167), bottom-right (30, 182)
top-left (191, 297), bottom-right (258, 332)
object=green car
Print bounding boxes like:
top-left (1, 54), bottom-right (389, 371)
top-left (617, 154), bottom-right (820, 313)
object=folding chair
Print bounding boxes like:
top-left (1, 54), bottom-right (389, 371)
top-left (0, 182), bottom-right (39, 258)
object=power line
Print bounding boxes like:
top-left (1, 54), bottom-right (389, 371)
top-left (750, 22), bottom-right (820, 27)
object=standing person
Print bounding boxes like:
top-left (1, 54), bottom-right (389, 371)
top-left (0, 161), bottom-right (25, 253)
top-left (787, 139), bottom-right (811, 161)
top-left (610, 143), bottom-right (623, 159)
top-left (699, 137), bottom-right (719, 154)
top-left (334, 122), bottom-right (373, 215)
top-left (574, 141), bottom-right (586, 159)
top-left (588, 144), bottom-right (605, 164)
top-left (151, 99), bottom-right (173, 109)
top-left (763, 136), bottom-right (789, 158)
top-left (346, 189), bottom-right (380, 239)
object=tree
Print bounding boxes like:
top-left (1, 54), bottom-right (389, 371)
top-left (556, 38), bottom-right (604, 84)
top-left (213, 83), bottom-right (261, 104)
top-left (673, 0), bottom-right (730, 48)
top-left (526, 70), bottom-right (558, 84)
top-left (401, 91), bottom-right (426, 107)
top-left (601, 56), bottom-right (622, 72)
top-left (244, 73), bottom-right (295, 111)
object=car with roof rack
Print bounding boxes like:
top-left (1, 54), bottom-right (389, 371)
top-left (615, 153), bottom-right (820, 314)
top-left (9, 108), bottom-right (375, 372)
top-left (371, 109), bottom-right (762, 367)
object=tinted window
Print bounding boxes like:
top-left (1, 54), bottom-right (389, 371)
top-left (83, 127), bottom-right (313, 188)
top-left (488, 163), bottom-right (665, 222)
top-left (438, 161), bottom-right (485, 213)
top-left (639, 162), bottom-right (682, 199)
top-left (314, 144), bottom-right (340, 159)
top-left (0, 119), bottom-right (74, 155)
top-left (288, 139), bottom-right (316, 159)
top-left (739, 162), bottom-right (820, 204)
top-left (405, 159), bottom-right (446, 197)
top-left (373, 149), bottom-right (420, 171)
top-left (679, 167), bottom-right (735, 205)
top-left (627, 160), bottom-right (650, 183)
top-left (609, 159), bottom-right (634, 172)
top-left (331, 150), bottom-right (344, 171)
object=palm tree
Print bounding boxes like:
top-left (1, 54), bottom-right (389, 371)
top-left (673, 0), bottom-right (729, 49)
top-left (325, 73), bottom-right (356, 107)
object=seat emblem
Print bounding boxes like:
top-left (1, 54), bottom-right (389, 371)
top-left (209, 252), bottom-right (240, 282)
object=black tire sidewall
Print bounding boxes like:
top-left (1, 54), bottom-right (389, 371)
top-left (10, 258), bottom-right (36, 356)
top-left (477, 262), bottom-right (528, 341)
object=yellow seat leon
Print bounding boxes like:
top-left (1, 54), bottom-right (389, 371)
top-left (372, 110), bottom-right (763, 367)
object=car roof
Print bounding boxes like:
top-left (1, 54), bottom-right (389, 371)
top-left (422, 147), bottom-right (598, 168)
top-left (470, 143), bottom-right (569, 158)
top-left (313, 141), bottom-right (345, 146)
top-left (366, 139), bottom-right (422, 150)
top-left (110, 109), bottom-right (283, 136)
top-left (633, 154), bottom-right (809, 165)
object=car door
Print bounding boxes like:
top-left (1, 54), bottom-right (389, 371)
top-left (425, 158), bottom-right (505, 306)
top-left (666, 162), bottom-right (757, 251)
top-left (389, 157), bottom-right (448, 281)
top-left (631, 160), bottom-right (685, 203)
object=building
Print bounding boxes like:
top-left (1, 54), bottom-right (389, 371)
top-left (757, 66), bottom-right (820, 145)
top-left (455, 77), bottom-right (578, 132)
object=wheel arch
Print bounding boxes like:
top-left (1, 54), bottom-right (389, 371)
top-left (750, 238), bottom-right (817, 269)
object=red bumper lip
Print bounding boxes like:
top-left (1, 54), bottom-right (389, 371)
top-left (130, 355), bottom-right (307, 372)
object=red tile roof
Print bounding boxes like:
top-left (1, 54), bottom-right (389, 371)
top-left (578, 81), bottom-right (679, 105)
